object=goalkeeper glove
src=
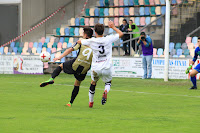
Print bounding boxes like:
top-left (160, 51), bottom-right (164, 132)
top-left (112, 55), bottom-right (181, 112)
top-left (185, 65), bottom-right (192, 74)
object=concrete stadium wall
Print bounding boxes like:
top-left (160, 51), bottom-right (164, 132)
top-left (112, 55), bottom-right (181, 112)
top-left (21, 0), bottom-right (99, 42)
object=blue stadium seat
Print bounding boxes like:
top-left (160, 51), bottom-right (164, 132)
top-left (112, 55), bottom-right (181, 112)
top-left (70, 28), bottom-right (75, 36)
top-left (157, 18), bottom-right (162, 25)
top-left (61, 57), bottom-right (65, 63)
top-left (100, 8), bottom-right (104, 16)
top-left (129, 0), bottom-right (134, 5)
top-left (43, 43), bottom-right (47, 48)
top-left (184, 49), bottom-right (190, 56)
top-left (145, 7), bottom-right (150, 16)
top-left (94, 18), bottom-right (99, 24)
top-left (145, 17), bottom-right (151, 25)
top-left (109, 0), bottom-right (114, 6)
top-left (13, 47), bottom-right (18, 54)
top-left (134, 0), bottom-right (139, 5)
top-left (65, 28), bottom-right (70, 36)
top-left (104, 8), bottom-right (109, 16)
top-left (99, 0), bottom-right (104, 6)
top-left (171, 0), bottom-right (177, 4)
top-left (38, 42), bottom-right (43, 48)
top-left (160, 0), bottom-right (165, 4)
top-left (75, 18), bottom-right (79, 26)
top-left (109, 28), bottom-right (114, 34)
top-left (47, 48), bottom-right (51, 53)
top-left (45, 37), bottom-right (50, 43)
top-left (175, 42), bottom-right (181, 49)
top-left (59, 37), bottom-right (64, 43)
top-left (124, 8), bottom-right (129, 16)
top-left (173, 55), bottom-right (178, 58)
top-left (157, 48), bottom-right (163, 56)
top-left (105, 0), bottom-right (109, 6)
top-left (56, 28), bottom-right (60, 35)
top-left (124, 0), bottom-right (129, 5)
top-left (99, 18), bottom-right (104, 24)
top-left (67, 43), bottom-right (72, 48)
top-left (64, 37), bottom-right (69, 43)
top-left (11, 42), bottom-right (15, 48)
top-left (169, 42), bottom-right (175, 52)
top-left (33, 42), bottom-right (38, 48)
top-left (161, 6), bottom-right (166, 14)
top-left (37, 47), bottom-right (42, 54)
top-left (94, 8), bottom-right (99, 16)
top-left (139, 7), bottom-right (145, 15)
top-left (50, 54), bottom-right (55, 62)
top-left (192, 37), bottom-right (198, 44)
top-left (80, 18), bottom-right (85, 26)
top-left (176, 49), bottom-right (182, 56)
top-left (135, 17), bottom-right (140, 25)
top-left (0, 47), bottom-right (4, 54)
top-left (74, 28), bottom-right (79, 36)
top-left (72, 51), bottom-right (77, 57)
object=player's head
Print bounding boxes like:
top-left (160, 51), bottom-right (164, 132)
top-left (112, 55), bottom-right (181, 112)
top-left (94, 23), bottom-right (104, 36)
top-left (129, 20), bottom-right (133, 25)
top-left (140, 32), bottom-right (146, 40)
top-left (83, 27), bottom-right (93, 39)
top-left (122, 19), bottom-right (127, 25)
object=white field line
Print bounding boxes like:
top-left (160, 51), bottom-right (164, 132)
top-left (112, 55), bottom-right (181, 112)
top-left (8, 82), bottom-right (200, 98)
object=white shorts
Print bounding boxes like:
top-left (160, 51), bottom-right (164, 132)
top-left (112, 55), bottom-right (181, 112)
top-left (91, 68), bottom-right (112, 83)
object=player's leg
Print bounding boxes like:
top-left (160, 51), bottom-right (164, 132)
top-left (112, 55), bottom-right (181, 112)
top-left (89, 71), bottom-right (99, 108)
top-left (66, 80), bottom-right (81, 107)
top-left (40, 63), bottom-right (63, 87)
top-left (146, 55), bottom-right (153, 79)
top-left (142, 55), bottom-right (147, 79)
top-left (101, 68), bottom-right (112, 105)
top-left (189, 64), bottom-right (200, 89)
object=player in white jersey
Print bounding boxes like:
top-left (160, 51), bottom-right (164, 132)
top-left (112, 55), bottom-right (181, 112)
top-left (77, 21), bottom-right (123, 107)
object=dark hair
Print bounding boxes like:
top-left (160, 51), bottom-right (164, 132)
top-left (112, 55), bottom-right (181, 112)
top-left (198, 37), bottom-right (200, 40)
top-left (123, 19), bottom-right (127, 23)
top-left (94, 23), bottom-right (104, 35)
top-left (140, 32), bottom-right (146, 36)
top-left (129, 20), bottom-right (133, 22)
top-left (83, 27), bottom-right (93, 38)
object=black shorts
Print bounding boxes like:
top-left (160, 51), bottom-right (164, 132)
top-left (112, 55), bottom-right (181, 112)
top-left (63, 58), bottom-right (87, 81)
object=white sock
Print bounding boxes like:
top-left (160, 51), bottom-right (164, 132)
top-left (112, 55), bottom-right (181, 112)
top-left (89, 90), bottom-right (95, 102)
top-left (105, 82), bottom-right (111, 92)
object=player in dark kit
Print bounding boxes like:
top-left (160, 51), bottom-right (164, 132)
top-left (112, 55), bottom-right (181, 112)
top-left (40, 27), bottom-right (93, 107)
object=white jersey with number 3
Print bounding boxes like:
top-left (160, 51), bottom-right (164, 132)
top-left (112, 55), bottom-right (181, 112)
top-left (81, 34), bottom-right (119, 71)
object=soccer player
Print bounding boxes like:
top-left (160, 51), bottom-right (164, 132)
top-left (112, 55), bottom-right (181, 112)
top-left (40, 27), bottom-right (93, 107)
top-left (186, 37), bottom-right (200, 89)
top-left (77, 21), bottom-right (123, 107)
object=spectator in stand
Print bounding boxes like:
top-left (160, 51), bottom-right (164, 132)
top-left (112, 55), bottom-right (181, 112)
top-left (120, 19), bottom-right (130, 56)
top-left (137, 32), bottom-right (153, 79)
top-left (128, 19), bottom-right (140, 52)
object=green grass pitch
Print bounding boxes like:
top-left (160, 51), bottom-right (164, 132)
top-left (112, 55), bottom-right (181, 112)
top-left (0, 74), bottom-right (200, 133)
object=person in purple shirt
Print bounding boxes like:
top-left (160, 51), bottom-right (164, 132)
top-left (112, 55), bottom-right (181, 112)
top-left (137, 32), bottom-right (153, 79)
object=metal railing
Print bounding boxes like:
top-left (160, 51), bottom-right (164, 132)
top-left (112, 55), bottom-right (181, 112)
top-left (187, 26), bottom-right (200, 37)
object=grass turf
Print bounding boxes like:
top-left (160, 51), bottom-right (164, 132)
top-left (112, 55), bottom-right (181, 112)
top-left (0, 74), bottom-right (200, 133)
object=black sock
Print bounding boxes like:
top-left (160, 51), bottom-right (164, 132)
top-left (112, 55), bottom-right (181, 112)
top-left (70, 86), bottom-right (80, 104)
top-left (89, 84), bottom-right (96, 94)
top-left (51, 66), bottom-right (62, 79)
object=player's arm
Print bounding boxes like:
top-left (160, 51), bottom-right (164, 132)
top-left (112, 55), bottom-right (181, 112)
top-left (53, 48), bottom-right (73, 62)
top-left (185, 50), bottom-right (197, 74)
top-left (108, 20), bottom-right (123, 38)
top-left (143, 37), bottom-right (152, 47)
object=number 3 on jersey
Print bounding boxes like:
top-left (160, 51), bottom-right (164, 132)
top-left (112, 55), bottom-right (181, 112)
top-left (99, 45), bottom-right (105, 54)
top-left (82, 48), bottom-right (92, 60)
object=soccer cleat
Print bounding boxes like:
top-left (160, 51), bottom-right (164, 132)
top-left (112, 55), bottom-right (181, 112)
top-left (66, 102), bottom-right (72, 107)
top-left (101, 90), bottom-right (107, 105)
top-left (89, 102), bottom-right (94, 108)
top-left (40, 78), bottom-right (54, 87)
top-left (189, 86), bottom-right (197, 90)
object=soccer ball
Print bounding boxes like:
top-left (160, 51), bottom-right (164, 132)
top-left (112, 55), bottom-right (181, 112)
top-left (40, 51), bottom-right (50, 62)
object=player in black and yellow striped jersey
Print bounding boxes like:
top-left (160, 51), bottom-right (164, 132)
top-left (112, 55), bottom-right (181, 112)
top-left (40, 27), bottom-right (93, 107)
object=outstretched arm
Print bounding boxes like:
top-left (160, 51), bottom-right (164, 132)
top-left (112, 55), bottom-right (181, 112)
top-left (53, 48), bottom-right (73, 62)
top-left (108, 20), bottom-right (123, 38)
